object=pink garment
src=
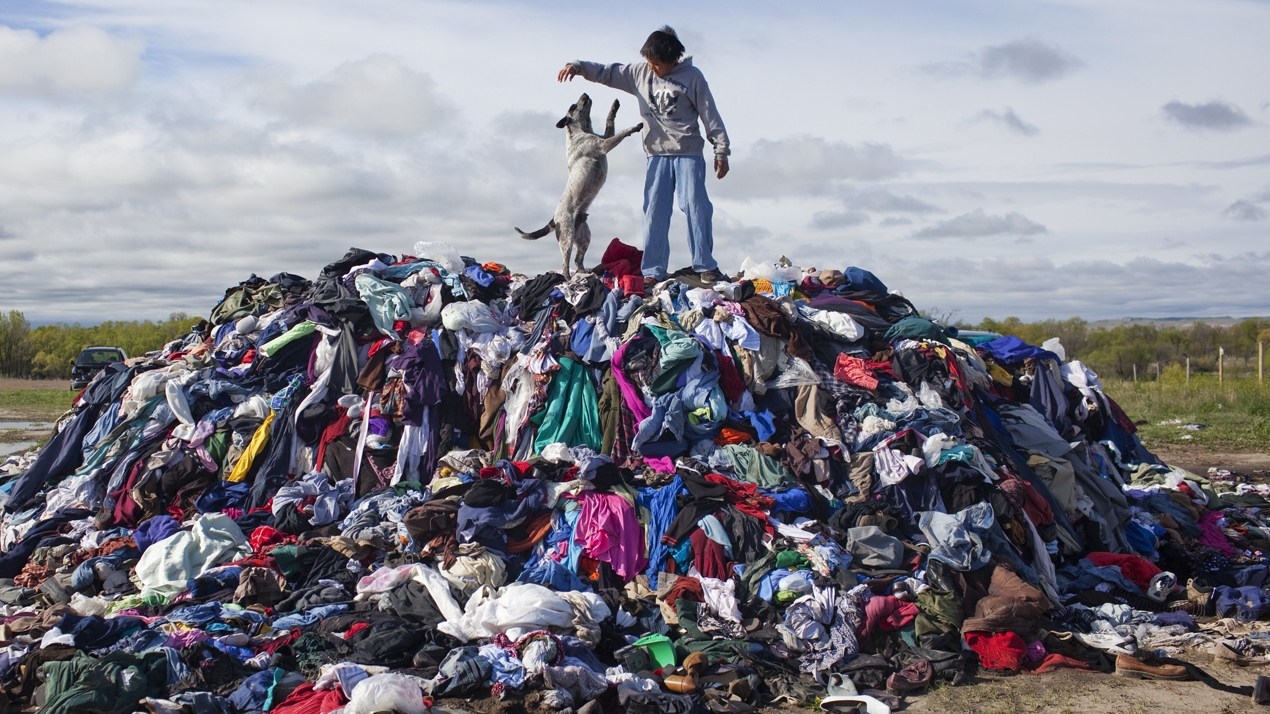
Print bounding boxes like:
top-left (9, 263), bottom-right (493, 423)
top-left (833, 354), bottom-right (879, 390)
top-left (862, 595), bottom-right (919, 640)
top-left (574, 492), bottom-right (647, 580)
top-left (610, 341), bottom-right (652, 423)
top-left (165, 629), bottom-right (210, 648)
top-left (644, 456), bottom-right (675, 473)
top-left (1198, 509), bottom-right (1237, 556)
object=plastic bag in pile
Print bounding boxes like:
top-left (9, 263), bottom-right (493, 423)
top-left (766, 356), bottom-right (822, 389)
top-left (412, 241), bottom-right (464, 275)
top-left (344, 673), bottom-right (428, 714)
top-left (738, 256), bottom-right (803, 283)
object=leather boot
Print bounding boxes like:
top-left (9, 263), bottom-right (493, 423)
top-left (664, 651), bottom-right (710, 694)
top-left (1114, 653), bottom-right (1189, 680)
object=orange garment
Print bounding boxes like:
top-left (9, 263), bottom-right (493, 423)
top-left (505, 512), bottom-right (554, 554)
top-left (712, 428), bottom-right (753, 446)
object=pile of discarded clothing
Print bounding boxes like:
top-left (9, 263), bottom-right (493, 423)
top-left (0, 240), bottom-right (1265, 714)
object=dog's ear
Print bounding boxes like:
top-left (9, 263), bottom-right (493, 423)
top-left (556, 116), bottom-right (572, 129)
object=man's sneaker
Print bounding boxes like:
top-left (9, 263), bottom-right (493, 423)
top-left (699, 269), bottom-right (726, 284)
top-left (1188, 577), bottom-right (1215, 616)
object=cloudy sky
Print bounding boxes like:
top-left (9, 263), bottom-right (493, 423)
top-left (0, 0), bottom-right (1267, 324)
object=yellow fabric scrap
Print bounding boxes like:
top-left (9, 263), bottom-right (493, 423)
top-left (989, 363), bottom-right (1014, 387)
top-left (226, 411), bottom-right (275, 483)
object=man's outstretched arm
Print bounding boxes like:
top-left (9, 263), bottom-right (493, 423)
top-left (557, 61), bottom-right (639, 96)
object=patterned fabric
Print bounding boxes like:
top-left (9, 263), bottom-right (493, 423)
top-left (811, 359), bottom-right (857, 400)
top-left (698, 611), bottom-right (747, 639)
top-left (269, 374), bottom-right (307, 411)
top-left (492, 630), bottom-right (565, 666)
top-left (1048, 605), bottom-right (1097, 634)
top-left (800, 584), bottom-right (870, 676)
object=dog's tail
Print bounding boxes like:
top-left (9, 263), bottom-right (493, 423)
top-left (515, 220), bottom-right (555, 240)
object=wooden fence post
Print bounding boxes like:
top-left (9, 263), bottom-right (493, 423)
top-left (1219, 347), bottom-right (1224, 384)
top-left (1186, 356), bottom-right (1190, 384)
top-left (1260, 341), bottom-right (1264, 384)
top-left (1133, 364), bottom-right (1137, 383)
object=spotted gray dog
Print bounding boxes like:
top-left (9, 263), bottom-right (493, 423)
top-left (516, 94), bottom-right (643, 277)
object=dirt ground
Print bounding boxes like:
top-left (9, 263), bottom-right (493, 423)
top-left (908, 655), bottom-right (1264, 714)
top-left (1152, 443), bottom-right (1270, 479)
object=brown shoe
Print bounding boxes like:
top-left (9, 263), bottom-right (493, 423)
top-left (664, 651), bottom-right (711, 694)
top-left (1115, 653), bottom-right (1189, 680)
top-left (886, 659), bottom-right (933, 696)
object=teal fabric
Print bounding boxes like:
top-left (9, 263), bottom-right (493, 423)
top-left (354, 273), bottom-right (414, 336)
top-left (883, 316), bottom-right (950, 345)
top-left (532, 357), bottom-right (602, 453)
top-left (638, 327), bottom-right (702, 395)
top-left (723, 443), bottom-right (793, 487)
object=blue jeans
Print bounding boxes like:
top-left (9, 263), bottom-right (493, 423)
top-left (642, 155), bottom-right (717, 279)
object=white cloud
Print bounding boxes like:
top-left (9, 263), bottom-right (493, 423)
top-left (0, 25), bottom-right (142, 99)
top-left (892, 252), bottom-right (1270, 321)
top-left (912, 209), bottom-right (1048, 239)
top-left (254, 55), bottom-right (455, 138)
top-left (0, 1), bottom-right (1267, 324)
top-left (720, 136), bottom-right (905, 199)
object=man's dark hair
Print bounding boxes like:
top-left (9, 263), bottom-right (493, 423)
top-left (640, 26), bottom-right (685, 64)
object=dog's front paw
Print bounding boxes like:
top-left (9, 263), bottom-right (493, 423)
top-left (635, 123), bottom-right (644, 131)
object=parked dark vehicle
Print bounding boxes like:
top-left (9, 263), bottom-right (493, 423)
top-left (70, 346), bottom-right (128, 389)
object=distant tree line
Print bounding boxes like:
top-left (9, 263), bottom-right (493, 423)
top-left (0, 311), bottom-right (201, 380)
top-left (967, 316), bottom-right (1270, 380)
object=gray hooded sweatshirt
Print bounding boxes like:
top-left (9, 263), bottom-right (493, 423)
top-left (571, 56), bottom-right (730, 161)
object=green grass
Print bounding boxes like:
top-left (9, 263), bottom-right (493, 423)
top-left (0, 389), bottom-right (77, 421)
top-left (1102, 375), bottom-right (1270, 449)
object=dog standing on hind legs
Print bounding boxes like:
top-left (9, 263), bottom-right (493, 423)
top-left (516, 93), bottom-right (642, 277)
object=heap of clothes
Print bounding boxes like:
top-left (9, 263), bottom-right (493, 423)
top-left (0, 241), bottom-right (1264, 714)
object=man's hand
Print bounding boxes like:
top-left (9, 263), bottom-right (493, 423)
top-left (558, 64), bottom-right (578, 82)
top-left (715, 158), bottom-right (729, 179)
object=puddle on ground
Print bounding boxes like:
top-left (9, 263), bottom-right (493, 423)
top-left (0, 421), bottom-right (46, 430)
top-left (0, 442), bottom-right (36, 456)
